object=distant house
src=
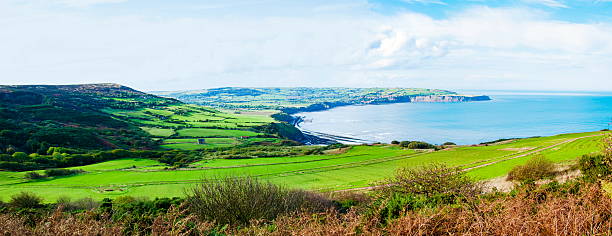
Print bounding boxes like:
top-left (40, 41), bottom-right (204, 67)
top-left (197, 138), bottom-right (206, 144)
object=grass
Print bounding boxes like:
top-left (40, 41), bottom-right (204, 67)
top-left (105, 104), bottom-right (276, 149)
top-left (140, 127), bottom-right (175, 137)
top-left (0, 131), bottom-right (605, 202)
top-left (176, 128), bottom-right (261, 138)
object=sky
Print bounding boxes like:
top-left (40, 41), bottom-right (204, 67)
top-left (1, 0), bottom-right (612, 91)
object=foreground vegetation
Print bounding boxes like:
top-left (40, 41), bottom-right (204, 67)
top-left (0, 145), bottom-right (609, 235)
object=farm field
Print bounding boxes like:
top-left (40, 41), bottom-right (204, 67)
top-left (0, 131), bottom-right (604, 202)
top-left (105, 104), bottom-right (279, 150)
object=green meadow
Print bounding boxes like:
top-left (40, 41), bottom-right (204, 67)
top-left (105, 104), bottom-right (277, 150)
top-left (0, 131), bottom-right (604, 202)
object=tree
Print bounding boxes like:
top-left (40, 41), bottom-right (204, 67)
top-left (11, 152), bottom-right (29, 162)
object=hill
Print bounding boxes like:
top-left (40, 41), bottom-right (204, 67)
top-left (0, 84), bottom-right (177, 153)
top-left (0, 84), bottom-right (288, 154)
top-left (155, 87), bottom-right (491, 112)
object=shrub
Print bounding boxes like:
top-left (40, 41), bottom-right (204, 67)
top-left (507, 155), bottom-right (556, 182)
top-left (187, 176), bottom-right (333, 225)
top-left (578, 153), bottom-right (611, 181)
top-left (10, 192), bottom-right (43, 209)
top-left (399, 141), bottom-right (436, 149)
top-left (331, 192), bottom-right (371, 213)
top-left (44, 168), bottom-right (84, 177)
top-left (57, 197), bottom-right (99, 212)
top-left (443, 142), bottom-right (456, 146)
top-left (406, 141), bottom-right (436, 149)
top-left (378, 163), bottom-right (482, 198)
top-left (398, 141), bottom-right (411, 147)
top-left (602, 133), bottom-right (612, 167)
top-left (390, 140), bottom-right (400, 145)
top-left (371, 164), bottom-right (481, 222)
top-left (25, 171), bottom-right (45, 180)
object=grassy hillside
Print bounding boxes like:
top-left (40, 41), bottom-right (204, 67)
top-left (105, 104), bottom-right (281, 149)
top-left (0, 84), bottom-right (285, 154)
top-left (0, 84), bottom-right (176, 153)
top-left (0, 131), bottom-right (603, 201)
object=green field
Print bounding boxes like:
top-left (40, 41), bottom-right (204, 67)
top-left (140, 127), bottom-right (176, 137)
top-left (176, 128), bottom-right (261, 138)
top-left (105, 104), bottom-right (277, 149)
top-left (0, 131), bottom-right (604, 202)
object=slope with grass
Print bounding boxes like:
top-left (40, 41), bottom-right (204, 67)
top-left (0, 84), bottom-right (286, 153)
top-left (0, 131), bottom-right (604, 201)
top-left (108, 104), bottom-right (280, 149)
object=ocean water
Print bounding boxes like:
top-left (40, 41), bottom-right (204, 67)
top-left (295, 91), bottom-right (612, 145)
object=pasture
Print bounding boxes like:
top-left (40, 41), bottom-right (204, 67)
top-left (0, 131), bottom-right (604, 202)
top-left (106, 104), bottom-right (275, 149)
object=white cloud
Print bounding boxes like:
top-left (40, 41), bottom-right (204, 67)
top-left (0, 2), bottom-right (611, 91)
top-left (36, 0), bottom-right (129, 7)
top-left (522, 0), bottom-right (568, 8)
top-left (400, 0), bottom-right (447, 4)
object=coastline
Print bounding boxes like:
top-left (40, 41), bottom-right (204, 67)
top-left (296, 121), bottom-right (374, 145)
top-left (281, 94), bottom-right (491, 115)
top-left (287, 94), bottom-right (491, 145)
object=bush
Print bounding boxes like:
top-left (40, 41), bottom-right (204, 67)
top-left (443, 142), bottom-right (456, 146)
top-left (390, 140), bottom-right (400, 145)
top-left (578, 153), bottom-right (611, 181)
top-left (10, 192), bottom-right (43, 209)
top-left (187, 176), bottom-right (333, 225)
top-left (399, 141), bottom-right (436, 149)
top-left (44, 168), bottom-right (84, 177)
top-left (507, 155), bottom-right (556, 182)
top-left (371, 164), bottom-right (481, 222)
top-left (25, 172), bottom-right (45, 180)
top-left (56, 197), bottom-right (99, 212)
top-left (378, 164), bottom-right (482, 198)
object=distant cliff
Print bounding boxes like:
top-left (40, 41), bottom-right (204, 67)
top-left (281, 95), bottom-right (491, 114)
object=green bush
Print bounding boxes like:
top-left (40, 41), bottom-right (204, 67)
top-left (25, 171), bottom-right (45, 180)
top-left (507, 155), bottom-right (556, 182)
top-left (10, 192), bottom-right (43, 209)
top-left (44, 168), bottom-right (84, 177)
top-left (371, 164), bottom-right (481, 222)
top-left (443, 142), bottom-right (456, 146)
top-left (578, 153), bottom-right (611, 181)
top-left (187, 176), bottom-right (333, 226)
top-left (399, 141), bottom-right (436, 149)
top-left (56, 197), bottom-right (99, 212)
top-left (378, 164), bottom-right (482, 198)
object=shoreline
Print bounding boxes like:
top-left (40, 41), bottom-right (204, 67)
top-left (287, 95), bottom-right (491, 145)
top-left (281, 94), bottom-right (491, 115)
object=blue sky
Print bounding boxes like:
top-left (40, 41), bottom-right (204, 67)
top-left (1, 0), bottom-right (612, 91)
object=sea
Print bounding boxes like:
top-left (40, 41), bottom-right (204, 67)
top-left (295, 91), bottom-right (612, 145)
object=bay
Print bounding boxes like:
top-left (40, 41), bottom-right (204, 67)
top-left (295, 91), bottom-right (612, 145)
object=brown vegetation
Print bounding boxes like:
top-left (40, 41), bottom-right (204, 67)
top-left (3, 182), bottom-right (609, 235)
top-left (0, 151), bottom-right (610, 235)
